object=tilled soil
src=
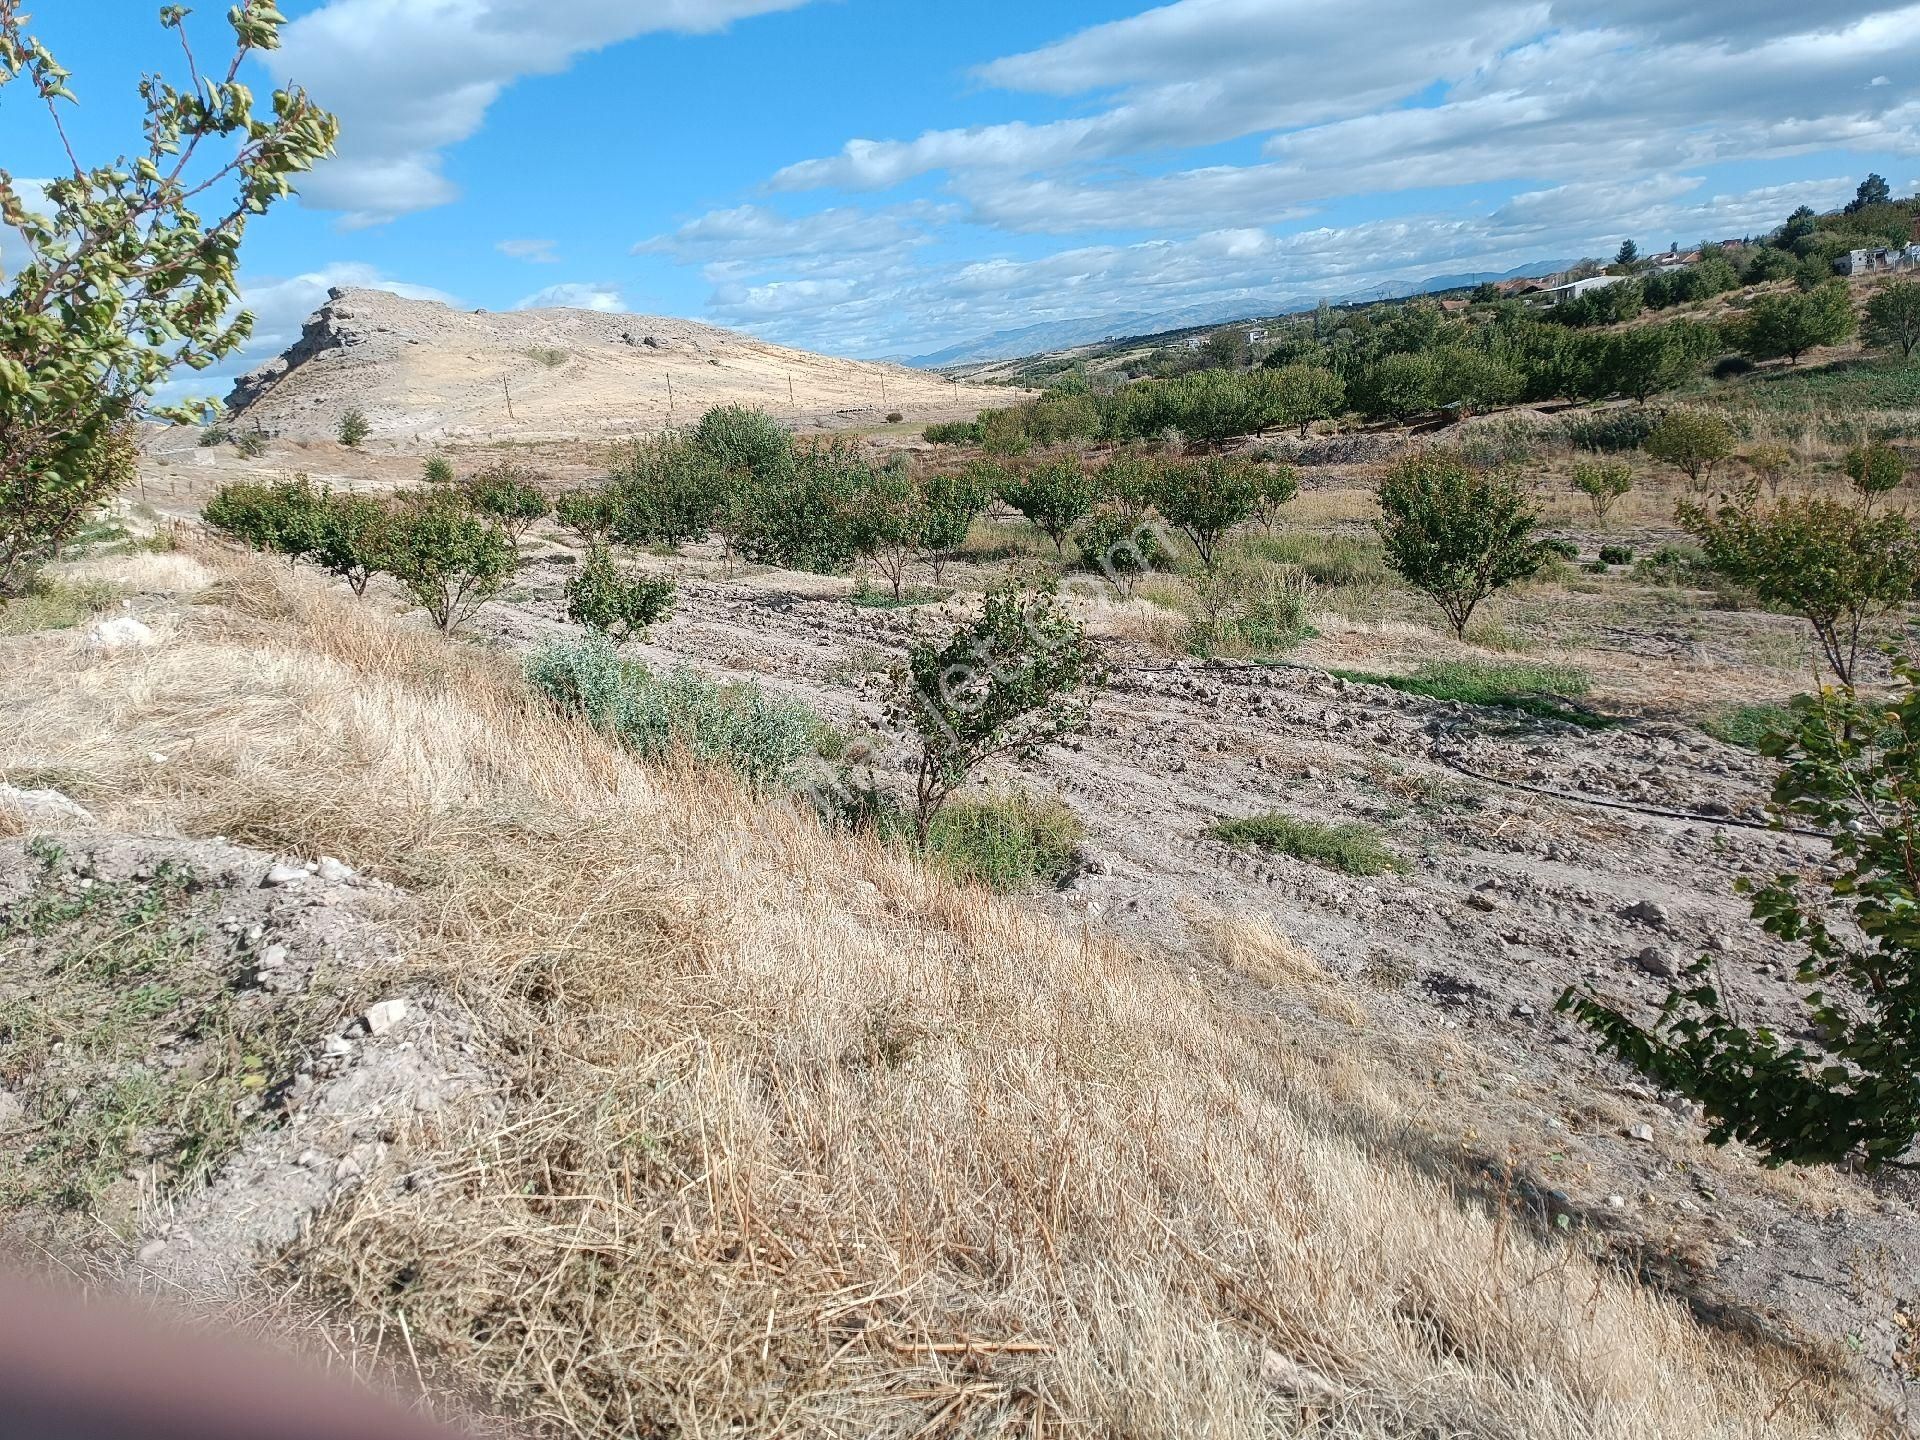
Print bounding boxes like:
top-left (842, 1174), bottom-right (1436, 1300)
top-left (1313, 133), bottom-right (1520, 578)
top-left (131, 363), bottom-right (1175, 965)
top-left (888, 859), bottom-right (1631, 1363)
top-left (481, 553), bottom-right (1920, 1413)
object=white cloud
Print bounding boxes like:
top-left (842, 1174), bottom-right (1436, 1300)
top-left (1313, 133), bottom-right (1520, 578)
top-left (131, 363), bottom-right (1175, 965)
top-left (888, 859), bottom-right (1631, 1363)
top-left (498, 238), bottom-right (561, 263)
top-left (270, 0), bottom-right (818, 225)
top-left (515, 282), bottom-right (628, 312)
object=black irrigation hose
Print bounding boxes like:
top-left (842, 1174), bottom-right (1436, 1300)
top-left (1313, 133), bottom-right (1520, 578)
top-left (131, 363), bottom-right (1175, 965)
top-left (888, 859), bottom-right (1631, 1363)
top-left (1428, 745), bottom-right (1833, 842)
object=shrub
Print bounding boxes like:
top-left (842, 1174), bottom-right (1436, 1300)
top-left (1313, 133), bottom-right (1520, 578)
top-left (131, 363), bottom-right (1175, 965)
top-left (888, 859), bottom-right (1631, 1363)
top-left (1843, 443), bottom-right (1906, 507)
top-left (891, 584), bottom-right (1102, 843)
top-left (922, 420), bottom-right (981, 446)
top-left (1538, 538), bottom-right (1578, 561)
top-left (998, 460), bottom-right (1099, 556)
top-left (1211, 813), bottom-right (1400, 876)
top-left (0, 5), bottom-right (335, 599)
top-left (460, 463), bottom-right (550, 539)
top-left (1561, 660), bottom-right (1920, 1169)
top-left (1571, 458), bottom-right (1633, 522)
top-left (1566, 408), bottom-right (1658, 453)
top-left (381, 494), bottom-right (517, 634)
top-left (1645, 410), bottom-right (1736, 489)
top-left (1183, 560), bottom-right (1311, 659)
top-left (233, 429), bottom-right (267, 459)
top-left (1633, 543), bottom-right (1714, 587)
top-left (309, 491), bottom-right (390, 598)
top-left (1151, 457), bottom-right (1261, 569)
top-left (885, 411), bottom-right (904, 425)
top-left (1598, 543), bottom-right (1635, 565)
top-left (1375, 451), bottom-right (1546, 639)
top-left (1746, 443), bottom-right (1795, 496)
top-left (422, 454), bottom-right (456, 485)
top-left (1682, 491), bottom-right (1920, 684)
top-left (565, 545), bottom-right (675, 641)
top-left (1712, 355), bottom-right (1755, 380)
top-left (338, 407), bottom-right (371, 448)
top-left (924, 791), bottom-right (1085, 892)
top-left (526, 635), bottom-right (819, 789)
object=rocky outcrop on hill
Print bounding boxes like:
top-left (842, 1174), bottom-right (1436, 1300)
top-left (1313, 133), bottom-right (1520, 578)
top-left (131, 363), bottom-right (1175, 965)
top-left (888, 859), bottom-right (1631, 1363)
top-left (223, 287), bottom-right (983, 444)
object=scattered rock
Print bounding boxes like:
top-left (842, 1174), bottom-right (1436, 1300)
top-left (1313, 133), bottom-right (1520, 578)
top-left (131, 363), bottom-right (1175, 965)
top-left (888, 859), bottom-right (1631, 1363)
top-left (362, 998), bottom-right (409, 1036)
top-left (1628, 1123), bottom-right (1656, 1142)
top-left (86, 616), bottom-right (159, 651)
top-left (1634, 946), bottom-right (1677, 979)
top-left (1623, 900), bottom-right (1671, 928)
top-left (261, 862), bottom-right (307, 887)
top-left (315, 855), bottom-right (355, 882)
top-left (0, 784), bottom-right (95, 829)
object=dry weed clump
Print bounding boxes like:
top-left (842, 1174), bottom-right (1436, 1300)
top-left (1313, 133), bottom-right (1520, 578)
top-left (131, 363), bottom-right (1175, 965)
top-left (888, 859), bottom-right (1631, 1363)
top-left (0, 542), bottom-right (1883, 1438)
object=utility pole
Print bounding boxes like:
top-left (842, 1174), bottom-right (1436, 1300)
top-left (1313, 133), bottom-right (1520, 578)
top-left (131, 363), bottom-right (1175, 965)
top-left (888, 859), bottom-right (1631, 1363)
top-left (788, 373), bottom-right (796, 411)
top-left (502, 376), bottom-right (515, 421)
top-left (666, 371), bottom-right (675, 429)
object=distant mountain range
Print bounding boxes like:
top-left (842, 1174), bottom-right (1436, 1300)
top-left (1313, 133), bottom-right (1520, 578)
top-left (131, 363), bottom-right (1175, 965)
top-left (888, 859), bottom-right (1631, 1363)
top-left (900, 258), bottom-right (1582, 368)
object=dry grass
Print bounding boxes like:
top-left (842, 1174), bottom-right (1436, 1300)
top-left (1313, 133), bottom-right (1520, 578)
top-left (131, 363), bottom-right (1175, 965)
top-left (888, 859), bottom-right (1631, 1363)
top-left (0, 542), bottom-right (1885, 1438)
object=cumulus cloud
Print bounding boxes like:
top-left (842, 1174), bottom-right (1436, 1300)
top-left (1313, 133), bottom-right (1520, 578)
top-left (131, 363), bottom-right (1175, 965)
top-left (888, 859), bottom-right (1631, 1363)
top-left (269, 0), bottom-right (818, 225)
top-left (515, 282), bottom-right (628, 312)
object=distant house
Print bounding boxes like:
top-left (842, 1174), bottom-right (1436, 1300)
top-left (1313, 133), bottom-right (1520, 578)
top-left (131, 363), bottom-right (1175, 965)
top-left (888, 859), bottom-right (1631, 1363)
top-left (1179, 336), bottom-right (1205, 351)
top-left (1437, 299), bottom-right (1470, 314)
top-left (1495, 277), bottom-right (1548, 298)
top-left (1836, 247), bottom-right (1913, 275)
top-left (1245, 327), bottom-right (1269, 343)
top-left (1533, 273), bottom-right (1631, 306)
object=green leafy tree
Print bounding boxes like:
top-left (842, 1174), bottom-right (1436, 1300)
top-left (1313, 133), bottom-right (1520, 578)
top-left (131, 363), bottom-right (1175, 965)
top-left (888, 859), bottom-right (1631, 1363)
top-left (1375, 451), bottom-right (1546, 639)
top-left (422, 454), bottom-right (456, 485)
top-left (604, 434), bottom-right (726, 549)
top-left (554, 486), bottom-right (614, 545)
top-left (565, 545), bottom-right (675, 642)
top-left (1597, 322), bottom-right (1712, 402)
top-left (1264, 364), bottom-right (1345, 437)
top-left (1075, 503), bottom-right (1163, 596)
top-left (1746, 442), bottom-right (1795, 497)
top-left (1151, 457), bottom-right (1261, 570)
top-left (690, 404), bottom-right (792, 478)
top-left (1843, 443), bottom-right (1907, 510)
top-left (891, 584), bottom-right (1101, 845)
top-left (1736, 282), bottom-right (1857, 365)
top-left (0, 2), bottom-right (337, 596)
top-left (1683, 490), bottom-right (1920, 684)
top-left (1863, 279), bottom-right (1920, 360)
top-left (338, 407), bottom-right (371, 448)
top-left (310, 491), bottom-right (390, 598)
top-left (1432, 346), bottom-right (1523, 416)
top-left (1357, 352), bottom-right (1438, 422)
top-left (203, 474), bottom-right (327, 560)
top-left (1560, 661), bottom-right (1920, 1170)
top-left (999, 460), bottom-right (1099, 556)
top-left (1571, 458), bottom-right (1634, 522)
top-left (1645, 410), bottom-right (1736, 490)
top-left (918, 464), bottom-right (990, 582)
top-left (381, 494), bottom-right (517, 634)
top-left (731, 438), bottom-right (869, 573)
top-left (1250, 461), bottom-right (1301, 531)
top-left (460, 462), bottom-right (549, 539)
top-left (1779, 205), bottom-right (1820, 248)
top-left (1846, 173), bottom-right (1893, 214)
top-left (848, 461), bottom-right (929, 601)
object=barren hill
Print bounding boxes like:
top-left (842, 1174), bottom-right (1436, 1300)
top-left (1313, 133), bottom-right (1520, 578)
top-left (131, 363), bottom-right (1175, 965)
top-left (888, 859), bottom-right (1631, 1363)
top-left (225, 287), bottom-right (987, 443)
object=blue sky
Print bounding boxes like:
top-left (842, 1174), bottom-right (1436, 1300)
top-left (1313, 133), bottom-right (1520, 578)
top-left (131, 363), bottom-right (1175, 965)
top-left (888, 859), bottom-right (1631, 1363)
top-left (7, 0), bottom-right (1918, 379)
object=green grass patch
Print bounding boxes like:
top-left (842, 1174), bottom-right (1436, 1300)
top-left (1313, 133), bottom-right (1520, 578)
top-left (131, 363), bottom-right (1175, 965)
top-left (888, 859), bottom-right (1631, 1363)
top-left (0, 580), bottom-right (118, 636)
top-left (1239, 531), bottom-right (1389, 588)
top-left (1707, 356), bottom-right (1920, 417)
top-left (1328, 660), bottom-right (1616, 729)
top-left (926, 791), bottom-right (1084, 892)
top-left (1701, 699), bottom-right (1801, 751)
top-left (848, 581), bottom-right (945, 609)
top-left (1210, 812), bottom-right (1401, 876)
top-left (0, 840), bottom-right (333, 1224)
